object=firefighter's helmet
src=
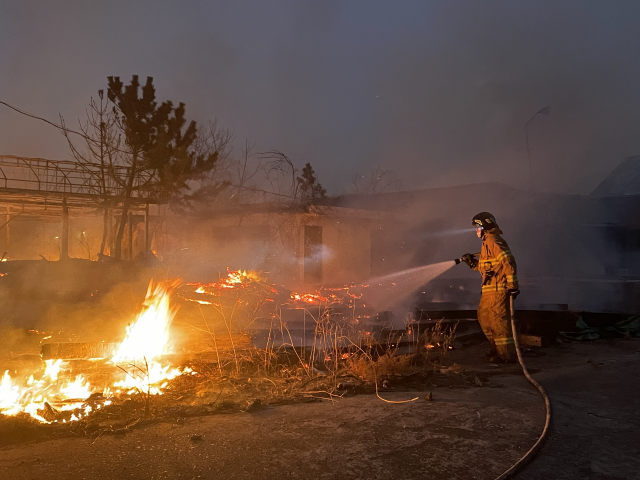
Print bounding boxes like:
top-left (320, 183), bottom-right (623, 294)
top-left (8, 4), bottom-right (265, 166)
top-left (472, 212), bottom-right (499, 230)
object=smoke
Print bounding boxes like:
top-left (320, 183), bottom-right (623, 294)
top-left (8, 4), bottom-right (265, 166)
top-left (1, 1), bottom-right (640, 195)
top-left (1, 1), bottom-right (638, 315)
top-left (0, 261), bottom-right (158, 361)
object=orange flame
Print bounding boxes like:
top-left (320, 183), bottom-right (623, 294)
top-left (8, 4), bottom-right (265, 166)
top-left (0, 278), bottom-right (194, 423)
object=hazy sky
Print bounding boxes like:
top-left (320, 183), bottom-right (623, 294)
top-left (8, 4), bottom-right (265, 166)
top-left (1, 1), bottom-right (640, 195)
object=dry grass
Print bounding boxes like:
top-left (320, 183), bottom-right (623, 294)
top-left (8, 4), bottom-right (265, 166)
top-left (345, 352), bottom-right (412, 382)
top-left (0, 305), bottom-right (466, 446)
top-left (172, 274), bottom-right (464, 391)
top-left (183, 303), bottom-right (459, 395)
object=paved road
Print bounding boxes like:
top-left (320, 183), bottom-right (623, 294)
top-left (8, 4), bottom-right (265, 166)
top-left (518, 338), bottom-right (640, 480)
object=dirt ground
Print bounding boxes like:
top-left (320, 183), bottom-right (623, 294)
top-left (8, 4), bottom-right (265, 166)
top-left (1, 338), bottom-right (638, 480)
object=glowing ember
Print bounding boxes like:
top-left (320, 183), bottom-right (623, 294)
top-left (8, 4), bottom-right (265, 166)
top-left (187, 268), bottom-right (262, 295)
top-left (183, 298), bottom-right (217, 306)
top-left (290, 292), bottom-right (330, 305)
top-left (182, 269), bottom-right (277, 308)
top-left (288, 285), bottom-right (362, 307)
top-left (285, 282), bottom-right (364, 307)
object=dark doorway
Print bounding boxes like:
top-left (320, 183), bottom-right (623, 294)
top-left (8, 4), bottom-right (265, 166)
top-left (304, 226), bottom-right (323, 284)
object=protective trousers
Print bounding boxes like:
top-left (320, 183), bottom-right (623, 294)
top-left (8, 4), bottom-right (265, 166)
top-left (477, 291), bottom-right (516, 361)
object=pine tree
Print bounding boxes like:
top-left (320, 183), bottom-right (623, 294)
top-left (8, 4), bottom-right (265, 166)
top-left (106, 75), bottom-right (220, 259)
top-left (296, 163), bottom-right (326, 204)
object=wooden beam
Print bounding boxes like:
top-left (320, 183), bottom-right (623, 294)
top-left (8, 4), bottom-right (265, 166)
top-left (4, 211), bottom-right (9, 255)
top-left (41, 342), bottom-right (119, 360)
top-left (61, 198), bottom-right (69, 260)
top-left (517, 334), bottom-right (551, 348)
top-left (144, 204), bottom-right (149, 254)
top-left (127, 210), bottom-right (133, 261)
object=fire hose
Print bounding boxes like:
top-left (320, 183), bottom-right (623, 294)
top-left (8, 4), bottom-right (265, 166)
top-left (454, 255), bottom-right (552, 477)
top-left (493, 294), bottom-right (552, 479)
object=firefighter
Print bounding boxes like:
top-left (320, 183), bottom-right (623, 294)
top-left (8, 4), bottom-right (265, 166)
top-left (461, 212), bottom-right (519, 362)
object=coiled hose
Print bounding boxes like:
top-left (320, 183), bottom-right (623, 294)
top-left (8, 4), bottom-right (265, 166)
top-left (493, 295), bottom-right (552, 479)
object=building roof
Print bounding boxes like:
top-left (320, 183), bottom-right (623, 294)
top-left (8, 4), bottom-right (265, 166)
top-left (591, 156), bottom-right (640, 197)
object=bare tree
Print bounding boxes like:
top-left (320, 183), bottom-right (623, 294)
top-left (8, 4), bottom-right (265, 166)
top-left (350, 167), bottom-right (403, 194)
top-left (169, 119), bottom-right (235, 212)
top-left (232, 140), bottom-right (262, 201)
top-left (207, 147), bottom-right (297, 205)
top-left (228, 150), bottom-right (326, 205)
top-left (191, 119), bottom-right (234, 175)
top-left (60, 90), bottom-right (122, 258)
top-left (260, 150), bottom-right (299, 201)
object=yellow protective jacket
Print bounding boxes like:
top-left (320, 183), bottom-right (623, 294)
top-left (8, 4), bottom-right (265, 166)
top-left (473, 230), bottom-right (518, 294)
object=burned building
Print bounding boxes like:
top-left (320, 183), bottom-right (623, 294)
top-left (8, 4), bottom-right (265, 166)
top-left (3, 154), bottom-right (640, 313)
top-left (154, 203), bottom-right (386, 289)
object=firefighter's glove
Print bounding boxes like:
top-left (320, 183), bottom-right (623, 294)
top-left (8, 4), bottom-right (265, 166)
top-left (508, 288), bottom-right (520, 300)
top-left (461, 253), bottom-right (478, 269)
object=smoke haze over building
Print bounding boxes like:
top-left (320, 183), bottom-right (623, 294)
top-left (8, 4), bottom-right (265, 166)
top-left (1, 0), bottom-right (640, 194)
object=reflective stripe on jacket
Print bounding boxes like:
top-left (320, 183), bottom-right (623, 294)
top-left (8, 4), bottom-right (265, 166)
top-left (473, 231), bottom-right (518, 292)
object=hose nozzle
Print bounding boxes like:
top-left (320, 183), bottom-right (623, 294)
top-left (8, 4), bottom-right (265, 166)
top-left (456, 253), bottom-right (480, 267)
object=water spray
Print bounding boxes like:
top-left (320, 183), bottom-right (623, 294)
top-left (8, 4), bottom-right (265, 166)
top-left (360, 261), bottom-right (457, 314)
top-left (417, 227), bottom-right (476, 240)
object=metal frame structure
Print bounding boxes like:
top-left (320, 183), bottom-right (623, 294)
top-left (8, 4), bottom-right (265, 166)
top-left (0, 155), bottom-right (162, 260)
top-left (0, 154), bottom-right (160, 215)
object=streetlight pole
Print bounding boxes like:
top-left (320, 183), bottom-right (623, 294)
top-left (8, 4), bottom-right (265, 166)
top-left (525, 106), bottom-right (551, 192)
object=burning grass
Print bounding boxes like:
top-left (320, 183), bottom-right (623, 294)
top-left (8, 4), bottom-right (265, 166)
top-left (0, 269), bottom-right (471, 445)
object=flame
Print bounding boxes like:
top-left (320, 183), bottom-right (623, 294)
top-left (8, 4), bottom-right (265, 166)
top-left (112, 279), bottom-right (181, 362)
top-left (110, 279), bottom-right (184, 395)
top-left (0, 371), bottom-right (20, 412)
top-left (59, 376), bottom-right (92, 400)
top-left (0, 278), bottom-right (193, 424)
top-left (44, 359), bottom-right (62, 381)
top-left (0, 272), bottom-right (376, 424)
top-left (0, 367), bottom-right (92, 422)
